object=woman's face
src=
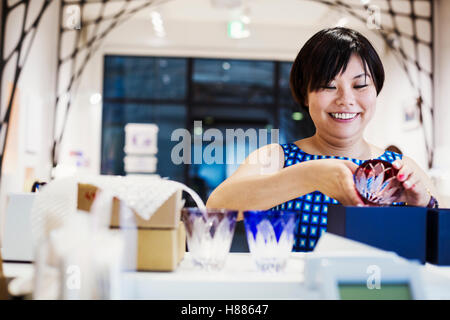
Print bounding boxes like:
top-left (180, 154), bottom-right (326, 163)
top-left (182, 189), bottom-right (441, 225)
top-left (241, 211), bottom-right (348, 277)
top-left (306, 54), bottom-right (377, 142)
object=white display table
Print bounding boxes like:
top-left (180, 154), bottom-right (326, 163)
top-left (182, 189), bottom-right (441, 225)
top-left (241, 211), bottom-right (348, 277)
top-left (3, 252), bottom-right (450, 299)
top-left (120, 252), bottom-right (450, 300)
top-left (121, 252), bottom-right (321, 300)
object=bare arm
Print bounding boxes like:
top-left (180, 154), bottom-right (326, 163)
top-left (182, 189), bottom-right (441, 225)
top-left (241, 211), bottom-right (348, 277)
top-left (207, 160), bottom-right (317, 211)
top-left (206, 144), bottom-right (364, 219)
top-left (206, 144), bottom-right (314, 213)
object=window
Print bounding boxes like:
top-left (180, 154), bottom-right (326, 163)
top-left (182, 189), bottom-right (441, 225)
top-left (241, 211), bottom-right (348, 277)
top-left (102, 55), bottom-right (315, 203)
top-left (192, 59), bottom-right (275, 105)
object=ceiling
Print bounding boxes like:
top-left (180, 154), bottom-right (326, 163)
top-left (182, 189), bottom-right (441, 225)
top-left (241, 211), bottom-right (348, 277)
top-left (81, 0), bottom-right (338, 27)
top-left (74, 0), bottom-right (433, 35)
top-left (154, 0), bottom-right (333, 26)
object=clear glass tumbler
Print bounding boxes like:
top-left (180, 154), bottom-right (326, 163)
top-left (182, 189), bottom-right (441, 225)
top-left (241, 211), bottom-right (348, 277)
top-left (181, 208), bottom-right (238, 271)
top-left (244, 210), bottom-right (298, 273)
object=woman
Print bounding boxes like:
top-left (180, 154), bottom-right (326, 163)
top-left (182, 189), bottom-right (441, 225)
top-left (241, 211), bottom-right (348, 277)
top-left (206, 27), bottom-right (443, 252)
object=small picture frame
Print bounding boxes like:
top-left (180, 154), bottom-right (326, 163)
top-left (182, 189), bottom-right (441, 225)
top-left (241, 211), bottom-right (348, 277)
top-left (402, 96), bottom-right (421, 131)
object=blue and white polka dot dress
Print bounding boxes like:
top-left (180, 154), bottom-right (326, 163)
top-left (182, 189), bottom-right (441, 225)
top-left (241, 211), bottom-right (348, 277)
top-left (270, 143), bottom-right (403, 252)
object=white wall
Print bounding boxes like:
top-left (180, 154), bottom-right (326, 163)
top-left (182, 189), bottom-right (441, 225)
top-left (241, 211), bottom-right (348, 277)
top-left (432, 0), bottom-right (450, 200)
top-left (60, 10), bottom-right (430, 177)
top-left (365, 48), bottom-right (427, 168)
top-left (60, 19), bottom-right (321, 176)
top-left (4, 0), bottom-right (447, 201)
top-left (0, 0), bottom-right (59, 240)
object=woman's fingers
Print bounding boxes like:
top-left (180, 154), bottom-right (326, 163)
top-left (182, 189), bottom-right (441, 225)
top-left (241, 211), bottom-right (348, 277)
top-left (395, 166), bottom-right (429, 205)
top-left (403, 175), bottom-right (420, 190)
top-left (343, 174), bottom-right (364, 206)
top-left (396, 163), bottom-right (413, 182)
top-left (340, 161), bottom-right (365, 205)
top-left (351, 190), bottom-right (365, 206)
top-left (392, 160), bottom-right (402, 170)
top-left (394, 160), bottom-right (421, 192)
top-left (344, 160), bottom-right (360, 174)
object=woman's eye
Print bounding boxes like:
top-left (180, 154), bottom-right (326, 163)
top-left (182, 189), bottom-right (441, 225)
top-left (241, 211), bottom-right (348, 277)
top-left (320, 84), bottom-right (368, 90)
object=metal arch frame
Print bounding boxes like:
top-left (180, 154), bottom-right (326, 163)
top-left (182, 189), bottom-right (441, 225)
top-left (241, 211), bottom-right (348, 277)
top-left (51, 0), bottom-right (173, 170)
top-left (0, 0), bottom-right (52, 184)
top-left (0, 0), bottom-right (436, 186)
top-left (53, 0), bottom-right (435, 170)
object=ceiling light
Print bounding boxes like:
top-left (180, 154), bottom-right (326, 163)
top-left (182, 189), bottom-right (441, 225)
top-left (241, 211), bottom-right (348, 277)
top-left (90, 93), bottom-right (102, 105)
top-left (292, 112), bottom-right (304, 121)
top-left (151, 11), bottom-right (166, 38)
top-left (240, 15), bottom-right (251, 24)
top-left (228, 20), bottom-right (250, 39)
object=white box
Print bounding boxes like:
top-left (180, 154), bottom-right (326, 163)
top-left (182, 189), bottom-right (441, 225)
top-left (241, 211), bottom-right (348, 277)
top-left (2, 193), bottom-right (36, 262)
top-left (124, 123), bottom-right (158, 155)
top-left (124, 155), bottom-right (157, 173)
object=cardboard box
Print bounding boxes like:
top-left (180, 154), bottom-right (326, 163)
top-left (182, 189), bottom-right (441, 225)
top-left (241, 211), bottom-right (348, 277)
top-left (0, 276), bottom-right (7, 300)
top-left (327, 205), bottom-right (428, 263)
top-left (0, 252), bottom-right (9, 300)
top-left (77, 183), bottom-right (182, 229)
top-left (77, 183), bottom-right (186, 271)
top-left (2, 193), bottom-right (36, 262)
top-left (111, 222), bottom-right (186, 272)
top-left (123, 222), bottom-right (186, 272)
top-left (426, 208), bottom-right (450, 265)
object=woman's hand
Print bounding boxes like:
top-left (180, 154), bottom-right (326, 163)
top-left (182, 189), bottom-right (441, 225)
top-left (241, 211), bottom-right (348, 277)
top-left (392, 160), bottom-right (430, 206)
top-left (309, 159), bottom-right (365, 206)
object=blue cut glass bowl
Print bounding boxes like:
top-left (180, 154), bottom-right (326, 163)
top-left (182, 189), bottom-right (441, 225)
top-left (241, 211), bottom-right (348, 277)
top-left (243, 210), bottom-right (299, 272)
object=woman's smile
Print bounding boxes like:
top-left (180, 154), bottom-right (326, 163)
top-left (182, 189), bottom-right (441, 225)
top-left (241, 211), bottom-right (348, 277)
top-left (328, 112), bottom-right (361, 122)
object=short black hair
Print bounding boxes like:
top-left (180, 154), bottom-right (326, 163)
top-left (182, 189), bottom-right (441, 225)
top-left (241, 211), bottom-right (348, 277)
top-left (289, 27), bottom-right (385, 111)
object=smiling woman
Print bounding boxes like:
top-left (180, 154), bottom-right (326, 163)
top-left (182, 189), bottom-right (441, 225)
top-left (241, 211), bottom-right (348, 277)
top-left (206, 27), bottom-right (443, 252)
top-left (304, 54), bottom-right (378, 148)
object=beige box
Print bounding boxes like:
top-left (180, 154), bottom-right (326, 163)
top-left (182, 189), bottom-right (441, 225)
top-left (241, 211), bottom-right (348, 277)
top-left (114, 222), bottom-right (186, 272)
top-left (130, 222), bottom-right (185, 272)
top-left (77, 183), bottom-right (186, 271)
top-left (0, 276), bottom-right (7, 300)
top-left (0, 252), bottom-right (8, 300)
top-left (77, 183), bottom-right (182, 229)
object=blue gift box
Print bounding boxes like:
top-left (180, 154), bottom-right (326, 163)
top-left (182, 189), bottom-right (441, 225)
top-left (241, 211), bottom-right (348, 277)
top-left (327, 205), bottom-right (428, 263)
top-left (426, 208), bottom-right (450, 266)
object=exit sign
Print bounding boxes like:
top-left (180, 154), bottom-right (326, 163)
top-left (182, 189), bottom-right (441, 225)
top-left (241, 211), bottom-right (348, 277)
top-left (227, 20), bottom-right (250, 39)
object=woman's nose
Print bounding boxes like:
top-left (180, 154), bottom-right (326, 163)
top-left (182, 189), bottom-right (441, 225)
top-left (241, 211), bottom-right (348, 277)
top-left (335, 87), bottom-right (355, 107)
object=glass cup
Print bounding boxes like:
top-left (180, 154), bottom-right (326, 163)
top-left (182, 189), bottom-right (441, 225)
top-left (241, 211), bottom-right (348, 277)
top-left (243, 210), bottom-right (298, 273)
top-left (354, 159), bottom-right (404, 205)
top-left (181, 208), bottom-right (238, 271)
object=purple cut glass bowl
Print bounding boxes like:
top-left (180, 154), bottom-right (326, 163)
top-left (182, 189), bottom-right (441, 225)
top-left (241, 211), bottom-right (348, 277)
top-left (181, 208), bottom-right (238, 271)
top-left (354, 159), bottom-right (404, 205)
